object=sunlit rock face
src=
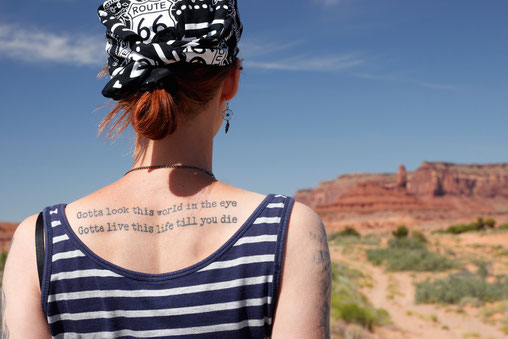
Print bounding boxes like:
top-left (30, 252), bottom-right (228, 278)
top-left (295, 162), bottom-right (508, 232)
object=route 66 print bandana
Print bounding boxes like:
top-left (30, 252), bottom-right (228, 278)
top-left (98, 0), bottom-right (243, 100)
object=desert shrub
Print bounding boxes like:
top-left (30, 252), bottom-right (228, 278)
top-left (476, 217), bottom-right (485, 229)
top-left (392, 225), bottom-right (408, 239)
top-left (415, 272), bottom-right (508, 305)
top-left (366, 238), bottom-right (456, 272)
top-left (437, 216), bottom-right (501, 234)
top-left (499, 223), bottom-right (508, 230)
top-left (501, 316), bottom-right (508, 334)
top-left (336, 303), bottom-right (377, 330)
top-left (388, 237), bottom-right (427, 250)
top-left (443, 222), bottom-right (482, 234)
top-left (338, 226), bottom-right (361, 237)
top-left (485, 218), bottom-right (496, 229)
top-left (0, 251), bottom-right (7, 271)
top-left (331, 262), bottom-right (391, 330)
top-left (328, 232), bottom-right (380, 246)
top-left (474, 260), bottom-right (489, 279)
top-left (411, 230), bottom-right (428, 243)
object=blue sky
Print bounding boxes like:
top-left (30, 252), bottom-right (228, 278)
top-left (1, 0), bottom-right (507, 222)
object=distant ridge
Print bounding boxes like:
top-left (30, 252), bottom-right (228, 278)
top-left (295, 162), bottom-right (508, 232)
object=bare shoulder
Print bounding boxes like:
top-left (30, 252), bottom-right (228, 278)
top-left (2, 213), bottom-right (51, 337)
top-left (3, 213), bottom-right (40, 292)
top-left (288, 201), bottom-right (324, 234)
top-left (6, 213), bottom-right (39, 270)
top-left (286, 201), bottom-right (329, 264)
top-left (271, 201), bottom-right (331, 339)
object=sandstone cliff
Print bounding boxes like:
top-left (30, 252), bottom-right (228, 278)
top-left (0, 222), bottom-right (18, 252)
top-left (296, 162), bottom-right (508, 232)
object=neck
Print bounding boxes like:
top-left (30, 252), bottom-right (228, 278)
top-left (130, 106), bottom-right (219, 173)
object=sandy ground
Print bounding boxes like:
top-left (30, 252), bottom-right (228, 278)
top-left (330, 231), bottom-right (508, 339)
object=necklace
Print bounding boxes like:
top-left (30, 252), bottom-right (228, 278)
top-left (124, 164), bottom-right (216, 179)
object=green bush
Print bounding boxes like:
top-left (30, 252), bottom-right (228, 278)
top-left (485, 218), bottom-right (496, 229)
top-left (0, 251), bottom-right (7, 271)
top-left (476, 217), bottom-right (485, 229)
top-left (474, 260), bottom-right (489, 279)
top-left (411, 230), bottom-right (428, 243)
top-left (499, 223), bottom-right (508, 230)
top-left (388, 237), bottom-right (427, 250)
top-left (329, 234), bottom-right (381, 246)
top-left (338, 226), bottom-right (361, 237)
top-left (337, 303), bottom-right (377, 330)
top-left (443, 222), bottom-right (482, 234)
top-left (415, 272), bottom-right (508, 305)
top-left (366, 238), bottom-right (456, 272)
top-left (392, 225), bottom-right (408, 238)
top-left (438, 217), bottom-right (502, 234)
top-left (331, 262), bottom-right (391, 330)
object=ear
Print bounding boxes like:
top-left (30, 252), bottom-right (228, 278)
top-left (220, 60), bottom-right (242, 101)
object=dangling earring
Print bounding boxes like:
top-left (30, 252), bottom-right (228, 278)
top-left (223, 102), bottom-right (233, 134)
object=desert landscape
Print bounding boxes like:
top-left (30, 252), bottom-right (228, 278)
top-left (296, 162), bottom-right (508, 231)
top-left (1, 161), bottom-right (508, 338)
top-left (296, 161), bottom-right (508, 338)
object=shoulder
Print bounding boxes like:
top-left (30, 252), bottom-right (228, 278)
top-left (271, 201), bottom-right (331, 338)
top-left (7, 213), bottom-right (39, 260)
top-left (1, 213), bottom-right (51, 337)
top-left (286, 201), bottom-right (327, 257)
top-left (3, 213), bottom-right (40, 291)
top-left (285, 201), bottom-right (329, 274)
top-left (287, 200), bottom-right (323, 232)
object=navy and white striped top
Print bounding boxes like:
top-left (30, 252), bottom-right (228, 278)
top-left (41, 194), bottom-right (294, 338)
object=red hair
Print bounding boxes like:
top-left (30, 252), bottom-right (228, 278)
top-left (98, 63), bottom-right (238, 155)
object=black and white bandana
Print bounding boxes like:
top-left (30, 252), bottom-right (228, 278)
top-left (98, 0), bottom-right (243, 99)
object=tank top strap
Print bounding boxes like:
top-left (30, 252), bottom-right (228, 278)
top-left (229, 194), bottom-right (295, 329)
top-left (40, 204), bottom-right (71, 316)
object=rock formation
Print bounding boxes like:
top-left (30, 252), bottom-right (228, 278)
top-left (295, 162), bottom-right (508, 232)
top-left (0, 222), bottom-right (18, 252)
top-left (407, 162), bottom-right (508, 198)
top-left (397, 164), bottom-right (407, 189)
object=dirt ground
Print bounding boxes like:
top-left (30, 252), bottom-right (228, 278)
top-left (330, 231), bottom-right (508, 339)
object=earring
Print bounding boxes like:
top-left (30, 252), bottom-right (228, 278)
top-left (223, 103), bottom-right (233, 134)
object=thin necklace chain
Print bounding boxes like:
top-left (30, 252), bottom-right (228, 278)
top-left (124, 164), bottom-right (216, 180)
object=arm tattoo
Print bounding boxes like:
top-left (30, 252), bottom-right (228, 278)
top-left (310, 223), bottom-right (332, 339)
top-left (1, 288), bottom-right (8, 339)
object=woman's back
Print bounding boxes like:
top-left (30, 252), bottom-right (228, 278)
top-left (43, 181), bottom-right (294, 338)
top-left (64, 178), bottom-right (268, 274)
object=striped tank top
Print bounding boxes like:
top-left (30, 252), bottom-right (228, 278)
top-left (41, 194), bottom-right (294, 338)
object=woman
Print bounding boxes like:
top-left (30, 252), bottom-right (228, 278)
top-left (1, 0), bottom-right (331, 337)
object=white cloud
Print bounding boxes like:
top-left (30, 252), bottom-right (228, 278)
top-left (239, 40), bottom-right (303, 59)
top-left (245, 54), bottom-right (364, 72)
top-left (356, 72), bottom-right (458, 91)
top-left (0, 24), bottom-right (105, 66)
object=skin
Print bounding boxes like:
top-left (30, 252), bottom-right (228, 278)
top-left (1, 61), bottom-right (331, 338)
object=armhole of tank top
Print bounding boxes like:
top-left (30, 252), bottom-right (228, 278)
top-left (268, 196), bottom-right (295, 332)
top-left (40, 206), bottom-right (54, 317)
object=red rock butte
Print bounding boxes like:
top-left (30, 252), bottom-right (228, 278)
top-left (0, 222), bottom-right (18, 252)
top-left (295, 162), bottom-right (508, 233)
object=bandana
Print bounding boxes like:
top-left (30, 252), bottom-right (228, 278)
top-left (98, 0), bottom-right (243, 99)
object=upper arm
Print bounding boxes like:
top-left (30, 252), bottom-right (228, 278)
top-left (1, 214), bottom-right (51, 338)
top-left (271, 202), bottom-right (331, 339)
